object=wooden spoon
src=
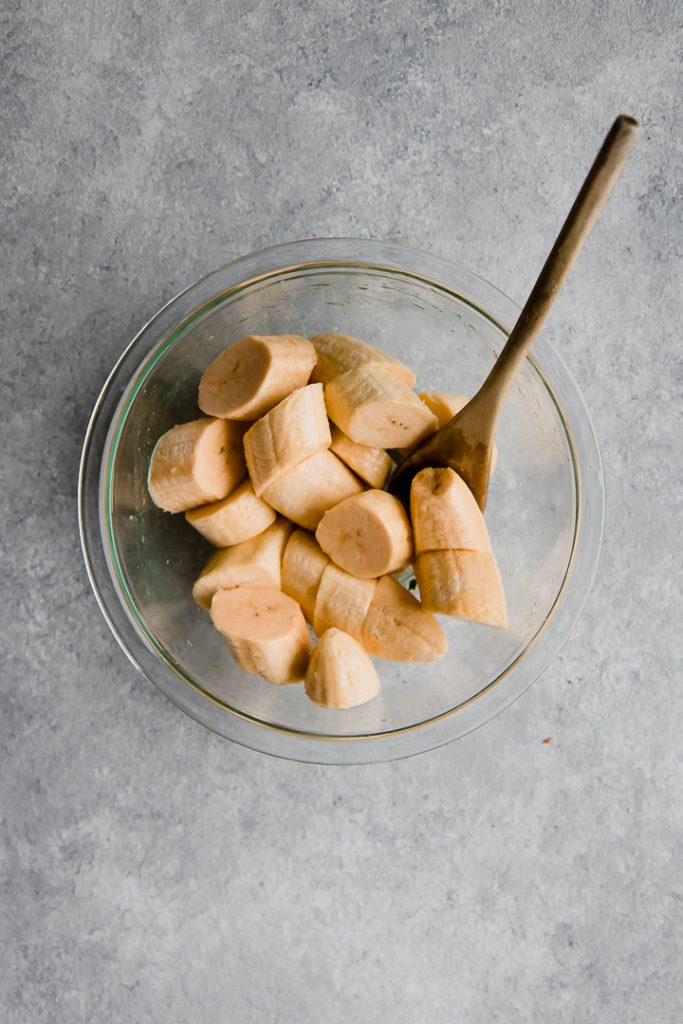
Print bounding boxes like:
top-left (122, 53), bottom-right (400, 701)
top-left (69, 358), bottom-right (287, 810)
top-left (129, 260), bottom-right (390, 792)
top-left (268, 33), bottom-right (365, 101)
top-left (390, 114), bottom-right (640, 510)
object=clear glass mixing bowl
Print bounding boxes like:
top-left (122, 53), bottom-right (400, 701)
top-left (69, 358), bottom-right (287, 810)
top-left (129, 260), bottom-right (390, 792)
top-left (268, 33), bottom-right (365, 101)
top-left (79, 238), bottom-right (604, 763)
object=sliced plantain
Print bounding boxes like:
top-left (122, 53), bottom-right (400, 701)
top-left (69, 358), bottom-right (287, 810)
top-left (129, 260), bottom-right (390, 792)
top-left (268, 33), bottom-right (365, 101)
top-left (410, 466), bottom-right (492, 555)
top-left (262, 449), bottom-right (364, 531)
top-left (148, 417), bottom-right (245, 513)
top-left (281, 529), bottom-right (330, 624)
top-left (210, 587), bottom-right (311, 683)
top-left (305, 628), bottom-right (381, 709)
top-left (325, 365), bottom-right (437, 449)
top-left (361, 574), bottom-right (448, 662)
top-left (192, 518), bottom-right (293, 609)
top-left (244, 383), bottom-right (331, 496)
top-left (329, 424), bottom-right (395, 489)
top-left (313, 563), bottom-right (377, 640)
top-left (186, 478), bottom-right (275, 547)
top-left (309, 331), bottom-right (415, 386)
top-left (414, 548), bottom-right (508, 628)
top-left (316, 489), bottom-right (412, 579)
top-left (199, 334), bottom-right (317, 420)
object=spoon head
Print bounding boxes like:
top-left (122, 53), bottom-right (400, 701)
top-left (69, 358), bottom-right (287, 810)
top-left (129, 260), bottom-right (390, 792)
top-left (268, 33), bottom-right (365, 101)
top-left (388, 416), bottom-right (494, 511)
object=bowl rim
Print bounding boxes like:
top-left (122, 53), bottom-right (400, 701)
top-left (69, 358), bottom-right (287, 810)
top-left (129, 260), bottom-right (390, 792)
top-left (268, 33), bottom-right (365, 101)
top-left (78, 236), bottom-right (604, 764)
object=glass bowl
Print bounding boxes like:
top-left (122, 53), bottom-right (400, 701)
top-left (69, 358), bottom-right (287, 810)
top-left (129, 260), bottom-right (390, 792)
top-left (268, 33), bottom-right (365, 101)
top-left (79, 238), bottom-right (604, 764)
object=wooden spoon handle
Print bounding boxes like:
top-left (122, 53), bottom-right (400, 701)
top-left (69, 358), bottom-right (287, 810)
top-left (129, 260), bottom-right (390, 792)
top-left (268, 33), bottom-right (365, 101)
top-left (480, 114), bottom-right (640, 409)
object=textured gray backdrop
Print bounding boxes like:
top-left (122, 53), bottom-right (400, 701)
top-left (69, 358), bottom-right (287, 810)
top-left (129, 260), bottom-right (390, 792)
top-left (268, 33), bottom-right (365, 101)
top-left (2, 1), bottom-right (682, 1021)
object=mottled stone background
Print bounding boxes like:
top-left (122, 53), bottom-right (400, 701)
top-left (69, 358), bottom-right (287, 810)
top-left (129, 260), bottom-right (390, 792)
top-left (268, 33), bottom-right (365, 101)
top-left (2, 1), bottom-right (681, 1020)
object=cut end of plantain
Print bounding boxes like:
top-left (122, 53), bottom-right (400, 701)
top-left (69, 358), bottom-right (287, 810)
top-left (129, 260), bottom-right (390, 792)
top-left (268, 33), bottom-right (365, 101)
top-left (324, 365), bottom-right (438, 449)
top-left (148, 417), bottom-right (243, 513)
top-left (199, 334), bottom-right (317, 420)
top-left (210, 587), bottom-right (311, 684)
top-left (316, 489), bottom-right (413, 579)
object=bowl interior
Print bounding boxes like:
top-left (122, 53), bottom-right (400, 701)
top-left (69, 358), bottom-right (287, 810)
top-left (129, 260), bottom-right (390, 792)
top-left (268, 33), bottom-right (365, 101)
top-left (104, 261), bottom-right (577, 739)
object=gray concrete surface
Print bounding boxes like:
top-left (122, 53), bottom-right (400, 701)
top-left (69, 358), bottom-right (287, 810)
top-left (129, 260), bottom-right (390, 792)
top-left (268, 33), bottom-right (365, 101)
top-left (2, 1), bottom-right (681, 1020)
